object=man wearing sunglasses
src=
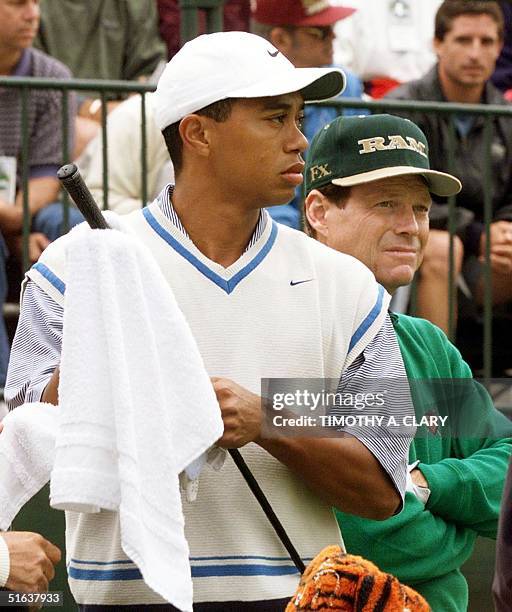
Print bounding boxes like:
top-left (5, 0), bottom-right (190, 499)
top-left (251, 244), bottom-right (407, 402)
top-left (250, 0), bottom-right (366, 229)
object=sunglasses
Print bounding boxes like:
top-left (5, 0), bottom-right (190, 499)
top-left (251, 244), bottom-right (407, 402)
top-left (300, 26), bottom-right (335, 41)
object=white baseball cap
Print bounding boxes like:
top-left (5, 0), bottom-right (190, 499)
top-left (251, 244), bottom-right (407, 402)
top-left (153, 31), bottom-right (346, 131)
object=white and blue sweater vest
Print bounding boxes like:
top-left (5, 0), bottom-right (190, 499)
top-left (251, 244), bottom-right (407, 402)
top-left (27, 202), bottom-right (389, 606)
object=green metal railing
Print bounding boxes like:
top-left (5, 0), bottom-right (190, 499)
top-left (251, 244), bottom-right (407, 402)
top-left (179, 0), bottom-right (225, 44)
top-left (0, 77), bottom-right (153, 273)
top-left (1, 77), bottom-right (510, 379)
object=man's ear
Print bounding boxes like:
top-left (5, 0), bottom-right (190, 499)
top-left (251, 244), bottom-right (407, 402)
top-left (179, 114), bottom-right (211, 159)
top-left (432, 36), bottom-right (443, 59)
top-left (496, 38), bottom-right (505, 60)
top-left (269, 27), bottom-right (292, 57)
top-left (305, 190), bottom-right (330, 240)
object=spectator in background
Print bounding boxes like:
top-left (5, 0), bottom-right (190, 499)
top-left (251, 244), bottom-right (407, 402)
top-left (334, 0), bottom-right (442, 98)
top-left (386, 0), bottom-right (512, 340)
top-left (80, 93), bottom-right (173, 214)
top-left (0, 0), bottom-right (82, 387)
top-left (157, 0), bottom-right (251, 59)
top-left (250, 0), bottom-right (365, 228)
top-left (34, 0), bottom-right (166, 157)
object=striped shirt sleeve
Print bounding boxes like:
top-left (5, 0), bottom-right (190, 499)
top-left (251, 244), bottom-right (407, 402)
top-left (338, 313), bottom-right (412, 506)
top-left (4, 281), bottom-right (63, 409)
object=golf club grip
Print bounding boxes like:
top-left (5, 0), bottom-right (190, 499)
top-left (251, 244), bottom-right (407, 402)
top-left (57, 163), bottom-right (110, 230)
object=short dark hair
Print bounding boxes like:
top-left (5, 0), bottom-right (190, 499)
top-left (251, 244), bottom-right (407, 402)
top-left (162, 98), bottom-right (235, 177)
top-left (435, 0), bottom-right (504, 41)
top-left (304, 183), bottom-right (351, 238)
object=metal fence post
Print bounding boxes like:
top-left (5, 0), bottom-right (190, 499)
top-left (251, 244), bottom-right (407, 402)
top-left (141, 93), bottom-right (148, 208)
top-left (179, 0), bottom-right (226, 45)
top-left (100, 90), bottom-right (109, 210)
top-left (20, 86), bottom-right (30, 273)
top-left (61, 89), bottom-right (70, 234)
top-left (446, 114), bottom-right (457, 342)
top-left (482, 116), bottom-right (494, 381)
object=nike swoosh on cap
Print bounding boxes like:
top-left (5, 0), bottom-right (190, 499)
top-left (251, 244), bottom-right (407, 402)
top-left (267, 50), bottom-right (280, 57)
top-left (290, 279), bottom-right (314, 286)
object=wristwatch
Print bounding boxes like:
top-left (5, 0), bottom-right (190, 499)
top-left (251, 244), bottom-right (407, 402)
top-left (406, 460), bottom-right (431, 505)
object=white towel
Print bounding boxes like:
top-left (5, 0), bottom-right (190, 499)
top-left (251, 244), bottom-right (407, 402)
top-left (50, 228), bottom-right (224, 612)
top-left (0, 403), bottom-right (58, 531)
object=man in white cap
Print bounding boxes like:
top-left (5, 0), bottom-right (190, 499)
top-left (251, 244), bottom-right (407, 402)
top-left (6, 33), bottom-right (412, 610)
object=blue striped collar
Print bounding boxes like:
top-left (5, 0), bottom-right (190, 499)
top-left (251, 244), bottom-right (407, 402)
top-left (144, 192), bottom-right (279, 295)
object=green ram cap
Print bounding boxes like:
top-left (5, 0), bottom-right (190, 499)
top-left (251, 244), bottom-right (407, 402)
top-left (305, 114), bottom-right (461, 197)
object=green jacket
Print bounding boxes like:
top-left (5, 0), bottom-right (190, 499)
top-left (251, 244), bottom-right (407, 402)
top-left (35, 0), bottom-right (166, 85)
top-left (337, 313), bottom-right (512, 612)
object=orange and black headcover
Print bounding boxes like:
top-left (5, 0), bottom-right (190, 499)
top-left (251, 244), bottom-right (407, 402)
top-left (286, 545), bottom-right (430, 611)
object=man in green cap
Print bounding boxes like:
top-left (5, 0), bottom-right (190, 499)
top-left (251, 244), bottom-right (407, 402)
top-left (304, 113), bottom-right (512, 612)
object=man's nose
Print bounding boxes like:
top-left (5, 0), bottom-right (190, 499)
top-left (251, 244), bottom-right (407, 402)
top-left (24, 1), bottom-right (40, 21)
top-left (468, 39), bottom-right (483, 59)
top-left (286, 124), bottom-right (308, 154)
top-left (396, 209), bottom-right (420, 235)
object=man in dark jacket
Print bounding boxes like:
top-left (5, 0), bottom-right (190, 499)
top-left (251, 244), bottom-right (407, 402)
top-left (386, 0), bottom-right (512, 320)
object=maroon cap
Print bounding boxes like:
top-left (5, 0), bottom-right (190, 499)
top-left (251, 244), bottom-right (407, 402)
top-left (251, 0), bottom-right (355, 27)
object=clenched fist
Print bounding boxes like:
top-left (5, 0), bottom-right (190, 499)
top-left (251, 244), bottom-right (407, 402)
top-left (211, 378), bottom-right (262, 448)
top-left (2, 532), bottom-right (61, 593)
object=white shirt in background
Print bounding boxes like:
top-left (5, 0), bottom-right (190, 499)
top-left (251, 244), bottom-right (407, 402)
top-left (333, 0), bottom-right (441, 83)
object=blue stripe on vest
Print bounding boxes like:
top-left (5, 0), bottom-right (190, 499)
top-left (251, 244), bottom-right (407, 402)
top-left (189, 555), bottom-right (313, 562)
top-left (31, 262), bottom-right (66, 295)
top-left (191, 564), bottom-right (300, 578)
top-left (69, 559), bottom-right (302, 581)
top-left (348, 284), bottom-right (385, 353)
top-left (68, 566), bottom-right (143, 581)
top-left (70, 558), bottom-right (136, 566)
